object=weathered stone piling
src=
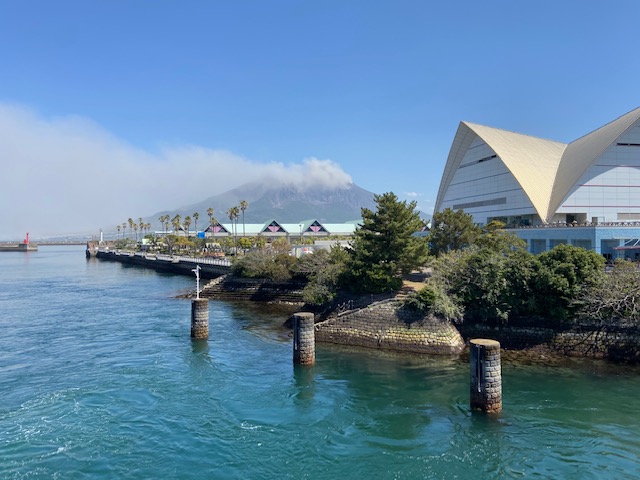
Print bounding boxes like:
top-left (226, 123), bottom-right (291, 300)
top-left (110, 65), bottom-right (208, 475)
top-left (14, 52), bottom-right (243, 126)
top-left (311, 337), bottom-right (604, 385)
top-left (191, 298), bottom-right (209, 339)
top-left (293, 312), bottom-right (315, 365)
top-left (469, 338), bottom-right (502, 413)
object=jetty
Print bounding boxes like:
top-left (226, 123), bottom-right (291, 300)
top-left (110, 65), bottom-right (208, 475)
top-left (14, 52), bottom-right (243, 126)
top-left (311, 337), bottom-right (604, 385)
top-left (91, 248), bottom-right (231, 279)
top-left (0, 233), bottom-right (37, 252)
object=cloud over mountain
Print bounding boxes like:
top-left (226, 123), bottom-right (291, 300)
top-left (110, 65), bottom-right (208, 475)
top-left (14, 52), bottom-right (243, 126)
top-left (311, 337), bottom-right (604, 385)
top-left (0, 103), bottom-right (352, 238)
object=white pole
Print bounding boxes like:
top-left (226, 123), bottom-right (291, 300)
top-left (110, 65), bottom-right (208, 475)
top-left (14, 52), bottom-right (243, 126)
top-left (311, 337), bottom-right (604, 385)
top-left (191, 265), bottom-right (201, 299)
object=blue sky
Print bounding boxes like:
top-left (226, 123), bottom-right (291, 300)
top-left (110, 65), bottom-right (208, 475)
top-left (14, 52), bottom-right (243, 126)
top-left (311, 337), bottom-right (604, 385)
top-left (1, 1), bottom-right (639, 238)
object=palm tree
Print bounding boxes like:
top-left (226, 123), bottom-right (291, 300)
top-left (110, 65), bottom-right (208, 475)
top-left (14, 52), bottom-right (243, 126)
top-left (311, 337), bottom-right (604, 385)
top-left (239, 200), bottom-right (248, 238)
top-left (159, 215), bottom-right (170, 235)
top-left (128, 218), bottom-right (134, 239)
top-left (172, 214), bottom-right (182, 235)
top-left (184, 216), bottom-right (192, 238)
top-left (227, 206), bottom-right (239, 253)
top-left (122, 222), bottom-right (127, 239)
top-left (133, 223), bottom-right (138, 242)
top-left (207, 208), bottom-right (214, 229)
top-left (193, 212), bottom-right (199, 234)
top-left (138, 218), bottom-right (144, 239)
top-left (116, 225), bottom-right (121, 238)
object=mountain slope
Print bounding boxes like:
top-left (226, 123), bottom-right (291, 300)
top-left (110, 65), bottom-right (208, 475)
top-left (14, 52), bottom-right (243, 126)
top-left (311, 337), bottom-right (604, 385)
top-left (149, 182), bottom-right (378, 228)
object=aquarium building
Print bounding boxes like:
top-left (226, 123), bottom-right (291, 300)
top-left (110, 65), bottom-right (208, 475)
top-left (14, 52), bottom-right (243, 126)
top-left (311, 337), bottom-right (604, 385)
top-left (434, 107), bottom-right (640, 258)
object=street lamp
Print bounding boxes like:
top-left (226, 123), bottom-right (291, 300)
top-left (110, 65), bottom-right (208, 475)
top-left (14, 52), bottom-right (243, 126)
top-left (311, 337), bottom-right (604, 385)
top-left (191, 265), bottom-right (201, 299)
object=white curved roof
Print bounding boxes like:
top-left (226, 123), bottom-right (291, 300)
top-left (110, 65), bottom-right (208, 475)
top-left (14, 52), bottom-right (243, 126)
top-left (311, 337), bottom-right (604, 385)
top-left (435, 107), bottom-right (640, 223)
top-left (550, 107), bottom-right (640, 216)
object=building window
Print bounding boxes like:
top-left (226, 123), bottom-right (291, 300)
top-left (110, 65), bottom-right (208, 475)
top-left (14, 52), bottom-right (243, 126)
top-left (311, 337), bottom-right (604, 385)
top-left (453, 197), bottom-right (507, 210)
top-left (459, 154), bottom-right (498, 169)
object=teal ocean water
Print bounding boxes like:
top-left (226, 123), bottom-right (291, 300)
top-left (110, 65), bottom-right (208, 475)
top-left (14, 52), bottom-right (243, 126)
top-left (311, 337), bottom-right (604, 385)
top-left (1, 245), bottom-right (640, 479)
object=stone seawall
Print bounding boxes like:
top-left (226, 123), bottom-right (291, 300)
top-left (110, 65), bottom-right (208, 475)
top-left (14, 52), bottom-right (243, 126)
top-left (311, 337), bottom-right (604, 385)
top-left (315, 299), bottom-right (465, 355)
top-left (459, 323), bottom-right (640, 362)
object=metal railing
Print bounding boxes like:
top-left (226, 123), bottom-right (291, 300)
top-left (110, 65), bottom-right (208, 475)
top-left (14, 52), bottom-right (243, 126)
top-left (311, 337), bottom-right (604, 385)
top-left (511, 221), bottom-right (640, 229)
top-left (97, 249), bottom-right (232, 267)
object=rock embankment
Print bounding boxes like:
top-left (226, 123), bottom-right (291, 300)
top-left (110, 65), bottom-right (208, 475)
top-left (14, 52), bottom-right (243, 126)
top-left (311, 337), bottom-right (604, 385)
top-left (315, 299), bottom-right (464, 355)
top-left (460, 322), bottom-right (640, 362)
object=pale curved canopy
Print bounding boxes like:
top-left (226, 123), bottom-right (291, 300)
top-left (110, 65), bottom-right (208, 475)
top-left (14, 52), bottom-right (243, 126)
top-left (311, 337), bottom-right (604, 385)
top-left (435, 107), bottom-right (640, 223)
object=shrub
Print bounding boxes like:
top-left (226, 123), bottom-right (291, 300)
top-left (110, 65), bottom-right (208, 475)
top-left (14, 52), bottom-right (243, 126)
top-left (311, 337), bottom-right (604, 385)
top-left (402, 284), bottom-right (463, 322)
top-left (231, 250), bottom-right (294, 281)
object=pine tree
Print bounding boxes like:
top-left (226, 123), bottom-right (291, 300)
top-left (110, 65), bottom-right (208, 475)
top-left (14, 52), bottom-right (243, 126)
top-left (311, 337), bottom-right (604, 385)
top-left (428, 208), bottom-right (481, 256)
top-left (345, 192), bottom-right (428, 293)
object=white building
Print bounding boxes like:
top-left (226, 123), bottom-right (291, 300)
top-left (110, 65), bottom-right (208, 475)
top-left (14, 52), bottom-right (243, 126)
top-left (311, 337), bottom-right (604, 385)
top-left (435, 107), bottom-right (640, 227)
top-left (435, 107), bottom-right (640, 258)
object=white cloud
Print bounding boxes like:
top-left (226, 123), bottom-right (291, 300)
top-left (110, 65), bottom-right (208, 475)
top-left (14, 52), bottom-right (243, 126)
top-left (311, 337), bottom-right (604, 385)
top-left (404, 191), bottom-right (422, 198)
top-left (0, 103), bottom-right (351, 239)
top-left (258, 157), bottom-right (352, 189)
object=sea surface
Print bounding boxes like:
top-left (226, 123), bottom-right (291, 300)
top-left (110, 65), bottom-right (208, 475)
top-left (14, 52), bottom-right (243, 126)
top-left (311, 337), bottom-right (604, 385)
top-left (1, 245), bottom-right (640, 479)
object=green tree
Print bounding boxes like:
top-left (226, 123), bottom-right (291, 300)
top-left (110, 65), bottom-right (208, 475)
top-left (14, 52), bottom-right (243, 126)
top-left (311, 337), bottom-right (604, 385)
top-left (476, 220), bottom-right (526, 253)
top-left (428, 208), bottom-right (480, 256)
top-left (184, 216), bottom-right (192, 237)
top-left (255, 236), bottom-right (266, 250)
top-left (344, 192), bottom-right (428, 293)
top-left (536, 244), bottom-right (605, 320)
top-left (500, 249), bottom-right (545, 318)
top-left (238, 236), bottom-right (253, 251)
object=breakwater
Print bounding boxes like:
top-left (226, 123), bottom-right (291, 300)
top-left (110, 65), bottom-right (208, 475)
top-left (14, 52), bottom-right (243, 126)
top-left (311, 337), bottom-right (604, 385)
top-left (0, 242), bottom-right (37, 252)
top-left (94, 249), bottom-right (231, 279)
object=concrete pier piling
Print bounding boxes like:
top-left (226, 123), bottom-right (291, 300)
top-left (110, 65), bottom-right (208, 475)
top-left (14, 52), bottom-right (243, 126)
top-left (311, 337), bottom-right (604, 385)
top-left (470, 338), bottom-right (502, 413)
top-left (293, 312), bottom-right (315, 365)
top-left (191, 298), bottom-right (209, 339)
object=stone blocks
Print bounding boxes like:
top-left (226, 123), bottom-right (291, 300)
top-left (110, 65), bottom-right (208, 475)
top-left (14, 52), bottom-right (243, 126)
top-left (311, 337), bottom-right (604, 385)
top-left (293, 312), bottom-right (315, 365)
top-left (191, 298), bottom-right (209, 339)
top-left (470, 338), bottom-right (502, 413)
